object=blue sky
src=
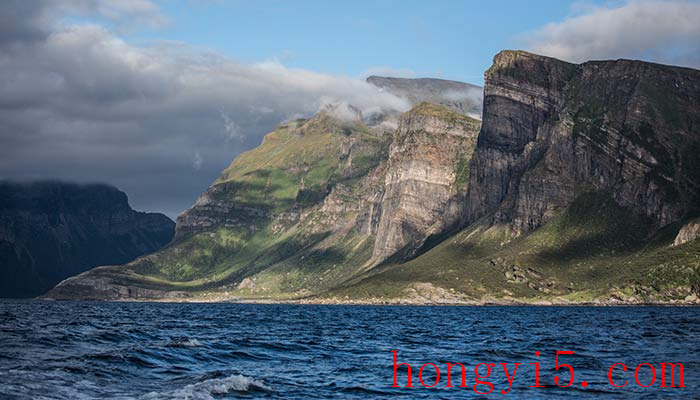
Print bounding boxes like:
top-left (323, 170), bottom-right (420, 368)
top-left (125, 0), bottom-right (596, 86)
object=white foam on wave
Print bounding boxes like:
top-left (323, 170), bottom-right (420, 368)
top-left (167, 338), bottom-right (203, 348)
top-left (180, 338), bottom-right (203, 347)
top-left (142, 374), bottom-right (271, 400)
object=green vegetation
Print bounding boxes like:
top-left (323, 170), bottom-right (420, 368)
top-left (488, 50), bottom-right (579, 91)
top-left (572, 102), bottom-right (606, 141)
top-left (211, 114), bottom-right (384, 213)
top-left (327, 191), bottom-right (699, 303)
top-left (453, 155), bottom-right (471, 189)
top-left (87, 112), bottom-right (391, 298)
top-left (639, 82), bottom-right (683, 129)
top-left (410, 102), bottom-right (476, 125)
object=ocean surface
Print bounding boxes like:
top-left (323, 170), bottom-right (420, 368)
top-left (0, 302), bottom-right (698, 399)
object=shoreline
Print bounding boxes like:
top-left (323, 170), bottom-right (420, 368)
top-left (32, 296), bottom-right (700, 306)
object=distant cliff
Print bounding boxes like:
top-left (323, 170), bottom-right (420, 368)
top-left (0, 181), bottom-right (174, 298)
top-left (367, 76), bottom-right (482, 118)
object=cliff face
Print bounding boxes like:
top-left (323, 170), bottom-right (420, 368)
top-left (0, 182), bottom-right (174, 298)
top-left (372, 103), bottom-right (479, 261)
top-left (467, 51), bottom-right (700, 235)
top-left (674, 218), bottom-right (700, 247)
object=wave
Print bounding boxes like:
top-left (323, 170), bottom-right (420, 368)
top-left (166, 337), bottom-right (203, 348)
top-left (335, 384), bottom-right (395, 396)
top-left (142, 374), bottom-right (271, 400)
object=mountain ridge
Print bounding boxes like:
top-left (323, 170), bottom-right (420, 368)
top-left (45, 51), bottom-right (700, 304)
top-left (366, 75), bottom-right (483, 118)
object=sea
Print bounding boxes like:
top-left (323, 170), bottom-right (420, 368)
top-left (0, 301), bottom-right (698, 399)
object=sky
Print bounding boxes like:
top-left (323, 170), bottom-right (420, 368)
top-left (1, 0), bottom-right (699, 218)
top-left (128, 0), bottom-right (575, 85)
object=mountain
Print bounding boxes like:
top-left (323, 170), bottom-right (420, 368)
top-left (367, 76), bottom-right (482, 117)
top-left (47, 52), bottom-right (700, 304)
top-left (331, 51), bottom-right (700, 304)
top-left (0, 181), bottom-right (174, 298)
top-left (46, 104), bottom-right (480, 300)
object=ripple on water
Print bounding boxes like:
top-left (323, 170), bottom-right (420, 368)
top-left (0, 302), bottom-right (698, 399)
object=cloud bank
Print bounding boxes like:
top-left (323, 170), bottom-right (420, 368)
top-left (522, 0), bottom-right (700, 68)
top-left (0, 1), bottom-right (409, 218)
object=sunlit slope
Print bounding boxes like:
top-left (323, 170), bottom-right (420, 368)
top-left (49, 114), bottom-right (391, 299)
top-left (330, 191), bottom-right (700, 303)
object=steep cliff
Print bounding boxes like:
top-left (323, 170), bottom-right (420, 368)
top-left (466, 50), bottom-right (700, 235)
top-left (372, 103), bottom-right (479, 261)
top-left (0, 181), bottom-right (174, 298)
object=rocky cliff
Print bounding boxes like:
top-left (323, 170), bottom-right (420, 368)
top-left (372, 103), bottom-right (479, 261)
top-left (674, 218), bottom-right (700, 247)
top-left (0, 181), bottom-right (174, 298)
top-left (466, 50), bottom-right (700, 235)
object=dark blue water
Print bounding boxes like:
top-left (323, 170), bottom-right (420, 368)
top-left (0, 302), bottom-right (698, 399)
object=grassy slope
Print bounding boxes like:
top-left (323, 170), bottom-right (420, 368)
top-left (80, 115), bottom-right (390, 298)
top-left (327, 191), bottom-right (700, 303)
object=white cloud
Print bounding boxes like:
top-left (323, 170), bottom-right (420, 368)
top-left (443, 88), bottom-right (483, 105)
top-left (521, 0), bottom-right (700, 68)
top-left (58, 0), bottom-right (169, 29)
top-left (220, 111), bottom-right (243, 142)
top-left (0, 2), bottom-right (410, 217)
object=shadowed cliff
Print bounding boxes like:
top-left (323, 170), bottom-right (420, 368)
top-left (0, 181), bottom-right (174, 298)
